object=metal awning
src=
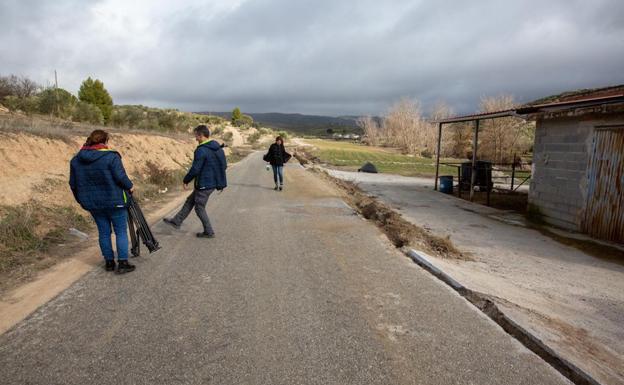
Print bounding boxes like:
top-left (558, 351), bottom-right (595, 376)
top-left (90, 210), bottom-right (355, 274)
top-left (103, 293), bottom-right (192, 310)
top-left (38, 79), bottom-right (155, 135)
top-left (432, 109), bottom-right (526, 201)
top-left (434, 109), bottom-right (520, 124)
top-left (432, 90), bottom-right (624, 200)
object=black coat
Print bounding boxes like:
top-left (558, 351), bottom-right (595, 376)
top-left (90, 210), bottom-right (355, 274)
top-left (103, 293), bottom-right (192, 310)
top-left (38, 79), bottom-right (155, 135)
top-left (264, 143), bottom-right (291, 166)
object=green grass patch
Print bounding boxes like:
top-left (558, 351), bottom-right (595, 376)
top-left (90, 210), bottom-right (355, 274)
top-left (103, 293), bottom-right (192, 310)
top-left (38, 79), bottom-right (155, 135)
top-left (305, 139), bottom-right (460, 177)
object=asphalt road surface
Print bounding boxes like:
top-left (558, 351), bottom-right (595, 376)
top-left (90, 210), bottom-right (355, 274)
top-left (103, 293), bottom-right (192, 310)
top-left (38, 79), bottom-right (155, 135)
top-left (0, 153), bottom-right (570, 385)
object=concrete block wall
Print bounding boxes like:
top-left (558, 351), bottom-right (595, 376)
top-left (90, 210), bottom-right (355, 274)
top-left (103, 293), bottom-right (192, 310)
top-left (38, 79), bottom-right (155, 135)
top-left (529, 117), bottom-right (593, 230)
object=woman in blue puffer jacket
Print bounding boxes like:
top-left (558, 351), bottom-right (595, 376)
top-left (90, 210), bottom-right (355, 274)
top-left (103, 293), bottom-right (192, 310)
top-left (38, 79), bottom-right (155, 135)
top-left (69, 130), bottom-right (135, 274)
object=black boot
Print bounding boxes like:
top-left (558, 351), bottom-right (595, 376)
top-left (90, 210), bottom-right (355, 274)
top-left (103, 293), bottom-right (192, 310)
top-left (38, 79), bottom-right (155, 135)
top-left (105, 260), bottom-right (116, 271)
top-left (163, 217), bottom-right (181, 229)
top-left (196, 232), bottom-right (215, 238)
top-left (116, 260), bottom-right (136, 274)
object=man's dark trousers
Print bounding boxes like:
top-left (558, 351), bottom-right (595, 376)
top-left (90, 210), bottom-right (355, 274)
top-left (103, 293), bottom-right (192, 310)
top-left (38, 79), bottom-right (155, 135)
top-left (171, 189), bottom-right (215, 235)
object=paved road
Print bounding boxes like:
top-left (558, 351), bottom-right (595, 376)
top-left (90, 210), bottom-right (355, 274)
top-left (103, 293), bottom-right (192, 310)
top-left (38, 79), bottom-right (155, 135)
top-left (0, 153), bottom-right (570, 385)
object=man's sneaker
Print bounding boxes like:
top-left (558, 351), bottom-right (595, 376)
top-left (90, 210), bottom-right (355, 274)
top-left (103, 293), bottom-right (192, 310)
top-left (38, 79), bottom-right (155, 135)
top-left (105, 260), bottom-right (116, 271)
top-left (279, 185), bottom-right (283, 191)
top-left (196, 232), bottom-right (215, 238)
top-left (163, 218), bottom-right (180, 229)
top-left (116, 260), bottom-right (135, 274)
top-left (274, 185), bottom-right (278, 190)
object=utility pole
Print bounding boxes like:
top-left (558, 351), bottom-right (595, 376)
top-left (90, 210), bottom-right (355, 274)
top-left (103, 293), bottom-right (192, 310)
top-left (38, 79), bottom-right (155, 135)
top-left (54, 70), bottom-right (59, 117)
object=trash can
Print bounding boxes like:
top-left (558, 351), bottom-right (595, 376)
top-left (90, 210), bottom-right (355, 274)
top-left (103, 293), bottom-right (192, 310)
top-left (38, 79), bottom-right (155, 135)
top-left (460, 161), bottom-right (493, 191)
top-left (439, 175), bottom-right (453, 194)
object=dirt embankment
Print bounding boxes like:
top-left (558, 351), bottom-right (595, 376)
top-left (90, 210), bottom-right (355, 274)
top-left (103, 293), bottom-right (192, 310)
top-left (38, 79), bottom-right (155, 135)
top-left (0, 131), bottom-right (196, 207)
top-left (0, 129), bottom-right (198, 293)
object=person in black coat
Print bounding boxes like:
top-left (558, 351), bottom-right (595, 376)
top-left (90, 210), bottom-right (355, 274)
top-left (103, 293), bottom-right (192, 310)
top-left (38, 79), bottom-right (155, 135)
top-left (263, 136), bottom-right (291, 191)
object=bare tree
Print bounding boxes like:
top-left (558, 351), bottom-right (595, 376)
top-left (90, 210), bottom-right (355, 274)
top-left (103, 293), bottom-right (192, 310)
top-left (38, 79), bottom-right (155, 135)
top-left (478, 95), bottom-right (534, 163)
top-left (18, 77), bottom-right (39, 98)
top-left (383, 98), bottom-right (428, 154)
top-left (448, 122), bottom-right (473, 158)
top-left (427, 101), bottom-right (453, 157)
top-left (357, 115), bottom-right (381, 145)
top-left (0, 74), bottom-right (40, 100)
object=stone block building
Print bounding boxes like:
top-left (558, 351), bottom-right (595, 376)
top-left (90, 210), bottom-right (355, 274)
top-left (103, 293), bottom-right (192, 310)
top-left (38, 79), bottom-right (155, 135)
top-left (518, 87), bottom-right (624, 242)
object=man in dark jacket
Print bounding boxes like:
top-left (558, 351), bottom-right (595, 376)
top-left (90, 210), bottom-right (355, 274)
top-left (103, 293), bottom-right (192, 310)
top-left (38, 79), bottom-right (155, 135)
top-left (164, 125), bottom-right (227, 238)
top-left (69, 129), bottom-right (135, 274)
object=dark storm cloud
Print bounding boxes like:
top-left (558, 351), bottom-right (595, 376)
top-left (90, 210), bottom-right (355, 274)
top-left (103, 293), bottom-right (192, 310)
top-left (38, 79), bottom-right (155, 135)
top-left (1, 0), bottom-right (623, 115)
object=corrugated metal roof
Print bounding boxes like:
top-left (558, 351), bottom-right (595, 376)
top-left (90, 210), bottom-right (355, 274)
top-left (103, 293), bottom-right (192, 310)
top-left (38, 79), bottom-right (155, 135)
top-left (525, 84), bottom-right (624, 106)
top-left (516, 94), bottom-right (624, 114)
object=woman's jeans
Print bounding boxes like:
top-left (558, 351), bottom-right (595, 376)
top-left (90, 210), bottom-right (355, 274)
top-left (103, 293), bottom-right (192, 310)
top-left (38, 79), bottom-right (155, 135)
top-left (90, 208), bottom-right (129, 261)
top-left (272, 165), bottom-right (284, 186)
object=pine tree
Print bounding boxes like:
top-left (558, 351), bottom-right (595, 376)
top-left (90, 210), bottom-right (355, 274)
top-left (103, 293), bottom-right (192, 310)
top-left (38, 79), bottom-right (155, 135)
top-left (231, 107), bottom-right (242, 124)
top-left (78, 77), bottom-right (113, 123)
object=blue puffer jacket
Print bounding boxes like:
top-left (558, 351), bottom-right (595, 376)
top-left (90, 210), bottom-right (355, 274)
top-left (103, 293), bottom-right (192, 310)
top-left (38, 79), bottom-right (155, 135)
top-left (183, 140), bottom-right (227, 190)
top-left (69, 149), bottom-right (133, 211)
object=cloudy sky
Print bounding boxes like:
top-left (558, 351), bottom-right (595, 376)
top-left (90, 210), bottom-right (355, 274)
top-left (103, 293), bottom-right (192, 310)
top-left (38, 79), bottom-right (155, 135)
top-left (1, 0), bottom-right (623, 116)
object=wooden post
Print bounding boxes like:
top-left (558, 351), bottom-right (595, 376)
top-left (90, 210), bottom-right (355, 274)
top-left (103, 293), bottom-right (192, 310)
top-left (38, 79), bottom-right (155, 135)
top-left (434, 122), bottom-right (442, 191)
top-left (457, 165), bottom-right (462, 198)
top-left (511, 153), bottom-right (516, 191)
top-left (470, 120), bottom-right (480, 202)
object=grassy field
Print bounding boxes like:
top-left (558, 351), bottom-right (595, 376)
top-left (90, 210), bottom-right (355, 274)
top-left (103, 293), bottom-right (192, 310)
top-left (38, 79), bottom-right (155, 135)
top-left (304, 139), bottom-right (460, 177)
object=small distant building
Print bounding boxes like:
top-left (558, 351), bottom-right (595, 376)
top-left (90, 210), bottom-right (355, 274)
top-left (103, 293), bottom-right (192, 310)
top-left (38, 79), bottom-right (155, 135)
top-left (517, 86), bottom-right (624, 243)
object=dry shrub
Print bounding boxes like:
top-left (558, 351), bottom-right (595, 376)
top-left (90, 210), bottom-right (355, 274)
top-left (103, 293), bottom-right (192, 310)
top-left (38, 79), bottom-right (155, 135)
top-left (0, 205), bottom-right (41, 257)
top-left (227, 147), bottom-right (253, 163)
top-left (0, 203), bottom-right (91, 276)
top-left (144, 161), bottom-right (183, 188)
top-left (356, 116), bottom-right (381, 146)
top-left (222, 131), bottom-right (234, 145)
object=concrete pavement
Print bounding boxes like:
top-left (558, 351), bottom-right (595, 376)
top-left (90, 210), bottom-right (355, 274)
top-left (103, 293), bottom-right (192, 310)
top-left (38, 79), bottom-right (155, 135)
top-left (327, 168), bottom-right (624, 385)
top-left (0, 152), bottom-right (570, 385)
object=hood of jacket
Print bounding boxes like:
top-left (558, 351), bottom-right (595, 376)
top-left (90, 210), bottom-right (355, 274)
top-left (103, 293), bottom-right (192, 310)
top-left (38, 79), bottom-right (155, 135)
top-left (199, 140), bottom-right (223, 151)
top-left (76, 149), bottom-right (117, 164)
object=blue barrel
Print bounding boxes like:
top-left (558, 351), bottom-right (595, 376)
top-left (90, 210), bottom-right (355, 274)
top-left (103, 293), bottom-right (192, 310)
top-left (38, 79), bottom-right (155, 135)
top-left (439, 175), bottom-right (454, 194)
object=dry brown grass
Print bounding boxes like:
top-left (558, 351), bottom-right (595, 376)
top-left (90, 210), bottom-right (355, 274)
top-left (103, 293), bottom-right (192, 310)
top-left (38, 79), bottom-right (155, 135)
top-left (0, 113), bottom-right (192, 142)
top-left (227, 146), bottom-right (254, 164)
top-left (0, 202), bottom-right (92, 293)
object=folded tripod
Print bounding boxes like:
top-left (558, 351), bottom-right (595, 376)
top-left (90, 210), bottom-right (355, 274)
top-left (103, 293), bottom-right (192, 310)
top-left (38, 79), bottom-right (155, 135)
top-left (127, 193), bottom-right (160, 257)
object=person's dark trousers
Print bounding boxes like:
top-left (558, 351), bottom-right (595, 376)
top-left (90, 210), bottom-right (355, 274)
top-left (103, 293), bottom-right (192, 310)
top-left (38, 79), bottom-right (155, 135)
top-left (170, 189), bottom-right (215, 234)
top-left (90, 208), bottom-right (129, 261)
top-left (272, 165), bottom-right (284, 186)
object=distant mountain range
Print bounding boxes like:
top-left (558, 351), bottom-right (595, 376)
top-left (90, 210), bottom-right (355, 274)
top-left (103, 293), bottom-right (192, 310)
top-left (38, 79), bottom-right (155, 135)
top-left (199, 111), bottom-right (363, 136)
